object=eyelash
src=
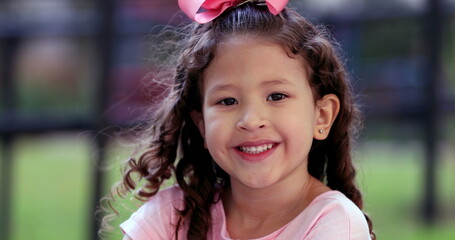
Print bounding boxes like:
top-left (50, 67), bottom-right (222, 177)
top-left (216, 93), bottom-right (288, 106)
top-left (217, 98), bottom-right (237, 106)
top-left (267, 93), bottom-right (288, 101)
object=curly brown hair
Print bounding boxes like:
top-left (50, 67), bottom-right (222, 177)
top-left (105, 2), bottom-right (375, 240)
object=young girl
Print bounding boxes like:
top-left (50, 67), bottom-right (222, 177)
top-left (113, 0), bottom-right (375, 239)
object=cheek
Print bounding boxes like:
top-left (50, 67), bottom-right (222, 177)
top-left (281, 113), bottom-right (315, 150)
top-left (203, 108), bottom-right (236, 133)
top-left (203, 113), bottom-right (232, 148)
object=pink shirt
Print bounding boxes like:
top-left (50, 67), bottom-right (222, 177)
top-left (120, 186), bottom-right (371, 240)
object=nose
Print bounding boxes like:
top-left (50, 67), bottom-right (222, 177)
top-left (236, 104), bottom-right (268, 131)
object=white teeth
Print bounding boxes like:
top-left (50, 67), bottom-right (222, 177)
top-left (239, 144), bottom-right (273, 154)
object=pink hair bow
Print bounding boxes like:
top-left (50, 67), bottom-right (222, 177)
top-left (178, 0), bottom-right (288, 24)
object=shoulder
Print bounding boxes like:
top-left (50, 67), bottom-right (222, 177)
top-left (126, 185), bottom-right (185, 223)
top-left (282, 191), bottom-right (371, 240)
top-left (304, 191), bottom-right (371, 240)
top-left (138, 185), bottom-right (185, 213)
top-left (120, 185), bottom-right (186, 240)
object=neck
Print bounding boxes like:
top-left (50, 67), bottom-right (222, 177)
top-left (225, 174), bottom-right (313, 219)
top-left (222, 171), bottom-right (330, 239)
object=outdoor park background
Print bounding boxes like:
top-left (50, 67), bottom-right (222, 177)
top-left (0, 0), bottom-right (454, 240)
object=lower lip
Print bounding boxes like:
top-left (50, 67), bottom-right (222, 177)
top-left (234, 144), bottom-right (278, 162)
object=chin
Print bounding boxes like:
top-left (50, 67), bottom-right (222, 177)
top-left (238, 176), bottom-right (279, 189)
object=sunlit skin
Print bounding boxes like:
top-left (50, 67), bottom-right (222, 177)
top-left (191, 36), bottom-right (340, 238)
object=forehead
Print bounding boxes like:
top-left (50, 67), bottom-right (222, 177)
top-left (204, 36), bottom-right (307, 80)
top-left (215, 35), bottom-right (296, 60)
top-left (209, 34), bottom-right (309, 76)
top-left (200, 36), bottom-right (312, 98)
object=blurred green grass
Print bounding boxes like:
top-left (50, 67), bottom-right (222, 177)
top-left (2, 133), bottom-right (454, 240)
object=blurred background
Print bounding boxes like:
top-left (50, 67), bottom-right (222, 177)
top-left (0, 0), bottom-right (453, 239)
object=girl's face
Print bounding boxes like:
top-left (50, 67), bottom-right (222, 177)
top-left (192, 37), bottom-right (337, 190)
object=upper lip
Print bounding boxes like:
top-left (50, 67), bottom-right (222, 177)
top-left (235, 140), bottom-right (278, 147)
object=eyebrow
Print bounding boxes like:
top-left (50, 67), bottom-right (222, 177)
top-left (260, 79), bottom-right (295, 87)
top-left (206, 83), bottom-right (236, 95)
top-left (206, 78), bottom-right (296, 95)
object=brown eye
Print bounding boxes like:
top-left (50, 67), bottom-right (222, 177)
top-left (267, 93), bottom-right (287, 101)
top-left (218, 98), bottom-right (237, 106)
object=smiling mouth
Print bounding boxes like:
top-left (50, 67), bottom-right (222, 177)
top-left (238, 143), bottom-right (274, 154)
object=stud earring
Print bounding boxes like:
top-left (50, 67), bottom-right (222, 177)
top-left (318, 129), bottom-right (324, 134)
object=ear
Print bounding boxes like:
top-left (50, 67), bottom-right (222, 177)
top-left (314, 94), bottom-right (340, 140)
top-left (190, 110), bottom-right (205, 138)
